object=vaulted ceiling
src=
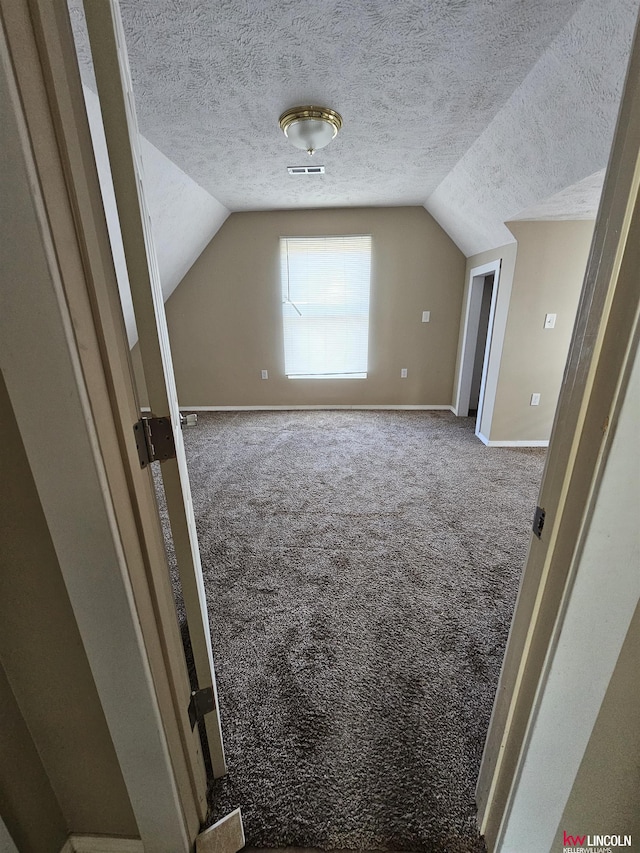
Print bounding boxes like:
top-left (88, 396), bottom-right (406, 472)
top-left (69, 0), bottom-right (640, 262)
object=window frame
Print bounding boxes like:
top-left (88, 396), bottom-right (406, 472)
top-left (279, 233), bottom-right (372, 380)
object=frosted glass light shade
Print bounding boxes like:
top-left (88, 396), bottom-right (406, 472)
top-left (279, 106), bottom-right (342, 155)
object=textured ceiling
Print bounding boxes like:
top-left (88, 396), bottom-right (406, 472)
top-left (510, 170), bottom-right (606, 222)
top-left (82, 86), bottom-right (229, 346)
top-left (68, 0), bottom-right (639, 256)
top-left (425, 0), bottom-right (640, 254)
top-left (70, 0), bottom-right (584, 212)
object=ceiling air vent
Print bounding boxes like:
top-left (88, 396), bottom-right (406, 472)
top-left (287, 165), bottom-right (326, 175)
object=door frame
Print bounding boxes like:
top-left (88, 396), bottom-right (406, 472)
top-left (0, 0), bottom-right (208, 847)
top-left (476, 17), bottom-right (640, 847)
top-left (80, 0), bottom-right (227, 778)
top-left (453, 259), bottom-right (501, 437)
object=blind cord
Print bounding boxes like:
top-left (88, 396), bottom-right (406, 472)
top-left (283, 240), bottom-right (303, 316)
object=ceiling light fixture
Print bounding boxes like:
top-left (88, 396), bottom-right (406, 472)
top-left (279, 105), bottom-right (342, 156)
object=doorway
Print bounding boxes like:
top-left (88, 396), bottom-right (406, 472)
top-left (454, 260), bottom-right (500, 438)
top-left (469, 273), bottom-right (494, 416)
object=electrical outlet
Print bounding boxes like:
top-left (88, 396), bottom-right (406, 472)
top-left (261, 370), bottom-right (268, 380)
top-left (422, 311), bottom-right (430, 323)
top-left (544, 313), bottom-right (557, 329)
top-left (401, 368), bottom-right (408, 378)
top-left (530, 393), bottom-right (541, 406)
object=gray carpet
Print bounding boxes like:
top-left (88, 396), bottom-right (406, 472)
top-left (160, 411), bottom-right (545, 852)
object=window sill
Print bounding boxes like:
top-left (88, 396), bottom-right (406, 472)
top-left (286, 373), bottom-right (368, 380)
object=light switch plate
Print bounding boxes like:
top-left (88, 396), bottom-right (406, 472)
top-left (422, 311), bottom-right (430, 323)
top-left (544, 313), bottom-right (557, 329)
top-left (401, 368), bottom-right (408, 378)
top-left (261, 370), bottom-right (268, 379)
top-left (531, 393), bottom-right (541, 406)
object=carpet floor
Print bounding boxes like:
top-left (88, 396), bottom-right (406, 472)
top-left (159, 411), bottom-right (546, 852)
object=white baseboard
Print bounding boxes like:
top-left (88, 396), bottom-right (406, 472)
top-left (491, 440), bottom-right (549, 447)
top-left (61, 837), bottom-right (143, 853)
top-left (179, 404), bottom-right (456, 412)
top-left (476, 430), bottom-right (549, 447)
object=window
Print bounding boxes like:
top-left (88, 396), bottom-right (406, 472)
top-left (280, 235), bottom-right (372, 379)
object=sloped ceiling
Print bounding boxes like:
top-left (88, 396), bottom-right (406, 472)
top-left (83, 86), bottom-right (229, 346)
top-left (510, 170), bottom-right (606, 222)
top-left (426, 0), bottom-right (639, 254)
top-left (69, 0), bottom-right (639, 259)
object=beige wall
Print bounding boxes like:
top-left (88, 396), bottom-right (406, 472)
top-left (557, 601), bottom-right (640, 842)
top-left (139, 212), bottom-right (592, 441)
top-left (153, 207), bottom-right (465, 407)
top-left (457, 223), bottom-right (595, 444)
top-left (490, 220), bottom-right (595, 442)
top-left (0, 372), bottom-right (138, 846)
top-left (0, 662), bottom-right (67, 853)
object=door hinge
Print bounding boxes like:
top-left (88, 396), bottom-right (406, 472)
top-left (533, 505), bottom-right (546, 539)
top-left (188, 686), bottom-right (215, 730)
top-left (134, 416), bottom-right (176, 468)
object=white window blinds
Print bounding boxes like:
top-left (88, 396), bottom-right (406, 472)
top-left (280, 235), bottom-right (372, 379)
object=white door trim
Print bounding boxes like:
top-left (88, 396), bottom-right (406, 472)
top-left (473, 266), bottom-right (501, 441)
top-left (454, 260), bottom-right (501, 429)
top-left (498, 342), bottom-right (640, 851)
top-left (81, 0), bottom-right (227, 777)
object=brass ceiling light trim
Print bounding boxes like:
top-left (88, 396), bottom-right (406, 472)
top-left (279, 105), bottom-right (343, 156)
